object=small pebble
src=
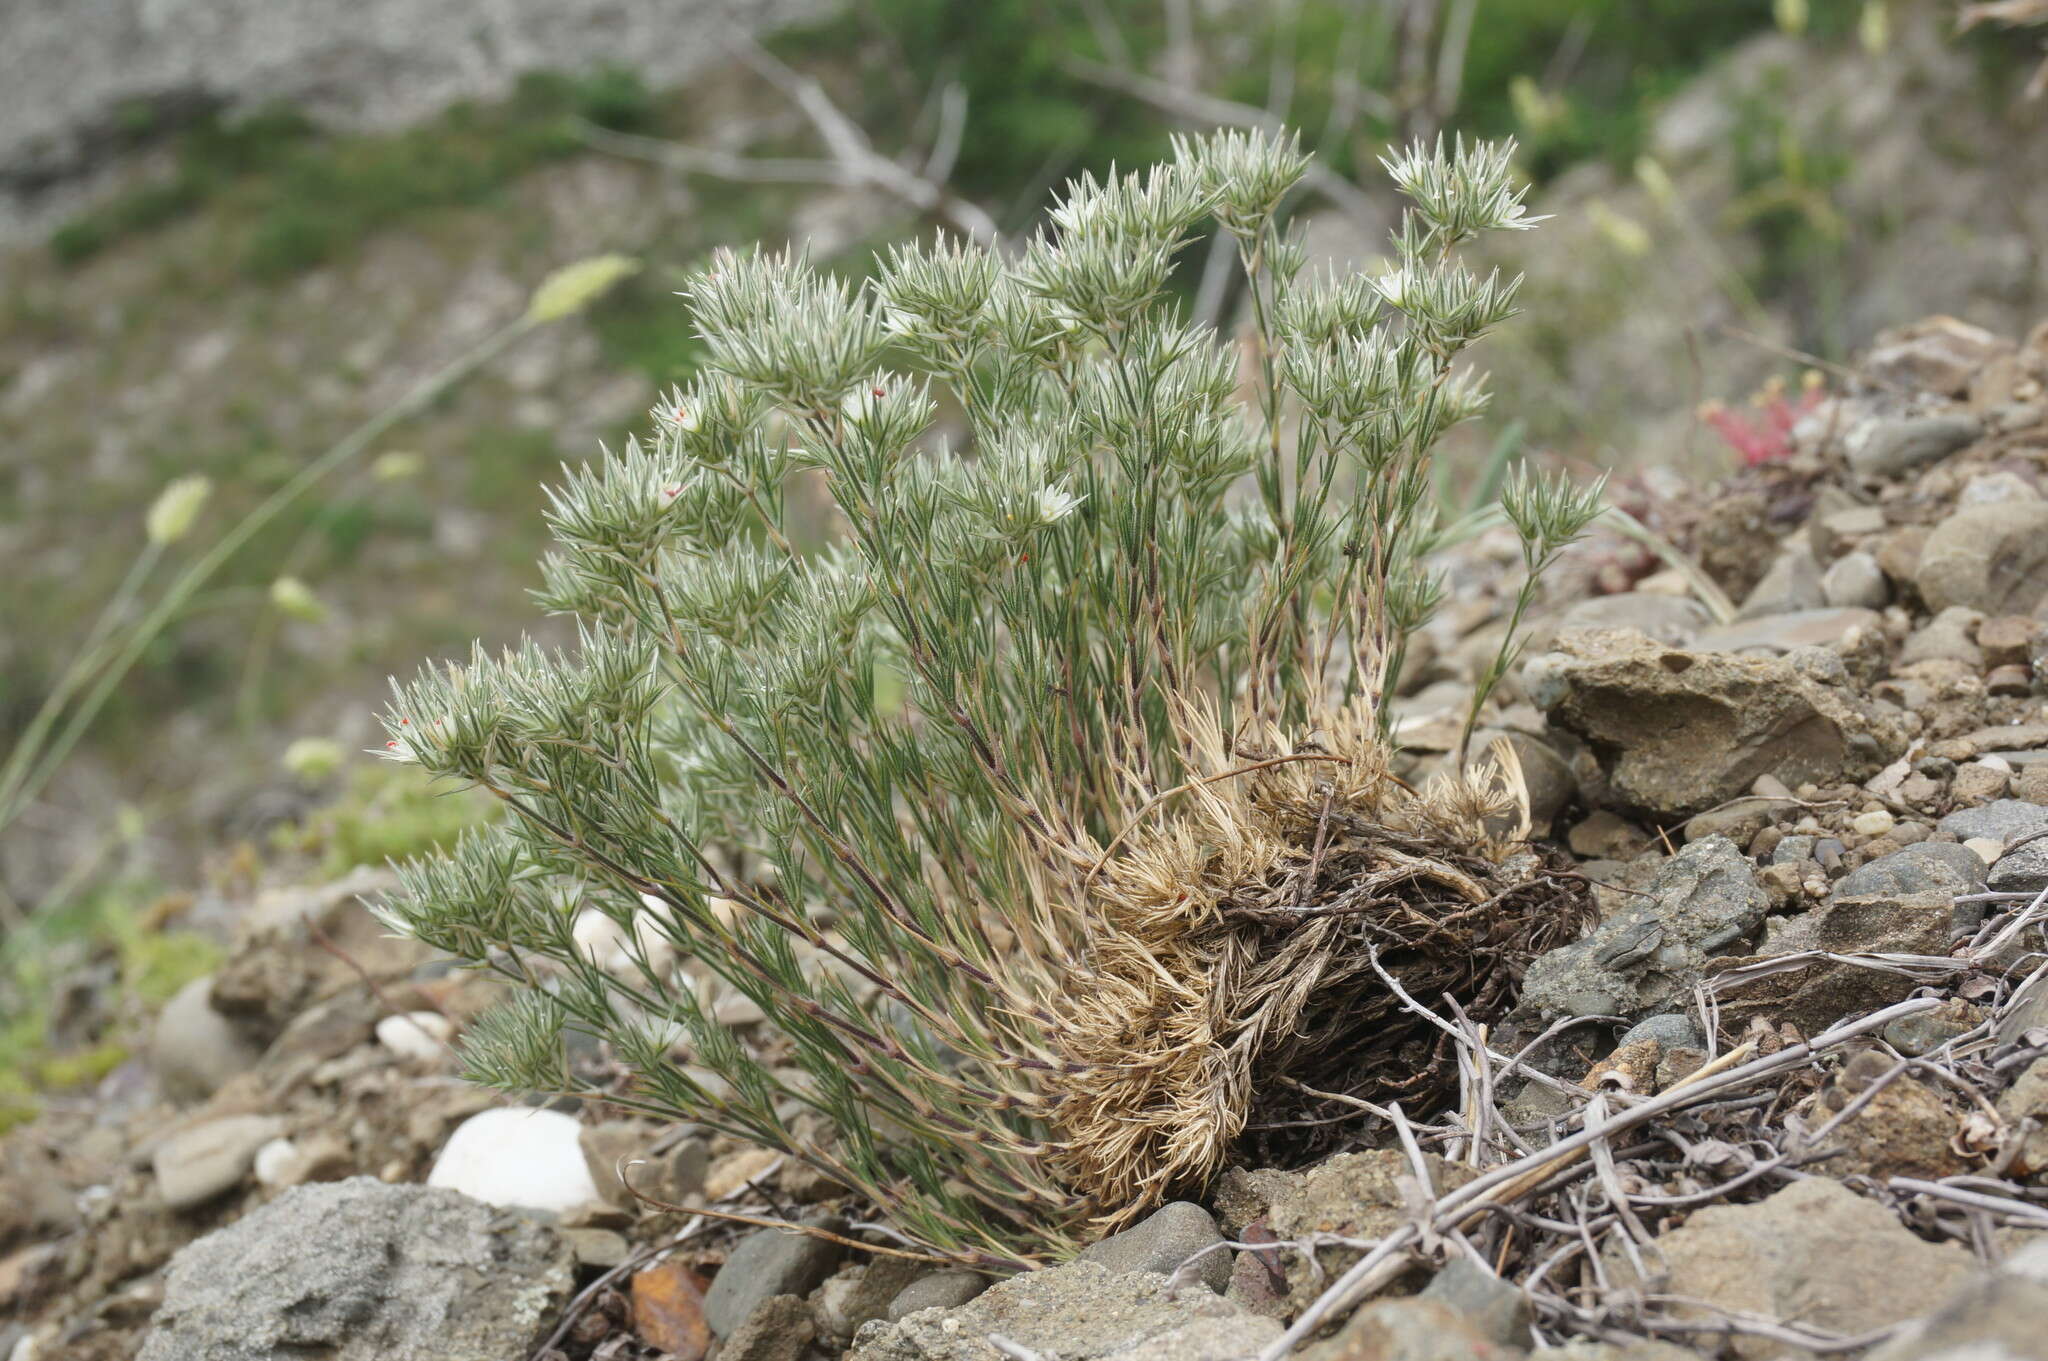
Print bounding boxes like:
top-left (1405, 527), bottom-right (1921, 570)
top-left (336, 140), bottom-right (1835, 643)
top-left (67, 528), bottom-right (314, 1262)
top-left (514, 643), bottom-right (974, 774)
top-left (562, 1227), bottom-right (631, 1268)
top-left (1966, 837), bottom-right (2006, 864)
top-left (153, 1115), bottom-right (286, 1210)
top-left (375, 1011), bottom-right (453, 1062)
top-left (1851, 809), bottom-right (1896, 838)
top-left (1982, 663), bottom-right (2031, 695)
top-left (427, 1107), bottom-right (603, 1215)
top-left (252, 1137), bottom-right (307, 1189)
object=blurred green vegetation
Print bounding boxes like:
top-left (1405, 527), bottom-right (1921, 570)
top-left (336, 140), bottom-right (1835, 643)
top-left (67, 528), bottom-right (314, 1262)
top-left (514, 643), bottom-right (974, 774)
top-left (1722, 75), bottom-right (1856, 351)
top-left (51, 68), bottom-right (657, 274)
top-left (777, 0), bottom-right (1789, 214)
top-left (273, 761), bottom-right (495, 878)
top-left (0, 761), bottom-right (492, 1130)
top-left (50, 2), bottom-right (1806, 282)
top-left (0, 876), bottom-right (219, 1132)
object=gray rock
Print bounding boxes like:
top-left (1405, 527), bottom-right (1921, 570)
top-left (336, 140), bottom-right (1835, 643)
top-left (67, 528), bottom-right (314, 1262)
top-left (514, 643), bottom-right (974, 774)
top-left (1609, 1178), bottom-right (1971, 1360)
top-left (1917, 502), bottom-right (2048, 615)
top-left (1834, 841), bottom-right (1989, 899)
top-left (1210, 1151), bottom-right (1477, 1311)
top-left (1820, 550), bottom-right (1889, 609)
top-left (887, 1271), bottom-right (990, 1322)
top-left (153, 1115), bottom-right (286, 1210)
top-left (1809, 504), bottom-right (1888, 560)
top-left (1693, 607), bottom-right (1885, 656)
top-left (1568, 810), bottom-right (1650, 860)
top-left (1617, 1014), bottom-right (1704, 1051)
top-left (1299, 1296), bottom-right (1507, 1361)
top-left (1419, 1258), bottom-right (1529, 1348)
top-left (1734, 546), bottom-right (1824, 619)
top-left (139, 1177), bottom-right (574, 1361)
top-left (705, 1218), bottom-right (847, 1338)
top-left (561, 1228), bottom-right (629, 1268)
top-left (1772, 834), bottom-right (1819, 865)
top-left (1519, 837), bottom-right (1766, 1022)
top-left (1939, 799), bottom-right (2048, 846)
top-left (724, 1295), bottom-right (814, 1361)
top-left (1554, 593), bottom-right (1711, 647)
top-left (1867, 1241), bottom-right (2048, 1361)
top-left (1711, 890), bottom-right (1954, 1035)
top-left (1847, 412), bottom-right (1981, 478)
top-left (1990, 840), bottom-right (2048, 896)
top-left (818, 1259), bottom-right (927, 1340)
top-left (1883, 1004), bottom-right (1981, 1057)
top-left (1998, 1059), bottom-right (2048, 1177)
top-left (264, 991), bottom-right (379, 1066)
top-left (151, 975), bottom-right (261, 1104)
top-left (1529, 630), bottom-right (1903, 818)
top-left (1962, 469), bottom-right (2042, 506)
top-left (1078, 1201), bottom-right (1230, 1294)
top-left (849, 1260), bottom-right (1279, 1361)
top-left (579, 1120), bottom-right (658, 1206)
top-left (1899, 605), bottom-right (1986, 667)
top-left (1467, 729), bottom-right (1576, 834)
top-left (2001, 969), bottom-right (2048, 1047)
top-left (1863, 319), bottom-right (2006, 397)
top-left (1683, 796), bottom-right (1794, 846)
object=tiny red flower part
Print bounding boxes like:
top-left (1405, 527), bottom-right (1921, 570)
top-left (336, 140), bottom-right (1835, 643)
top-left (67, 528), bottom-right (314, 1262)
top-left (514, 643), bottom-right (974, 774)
top-left (1699, 374), bottom-right (1826, 468)
top-left (662, 484), bottom-right (683, 502)
top-left (871, 386), bottom-right (886, 398)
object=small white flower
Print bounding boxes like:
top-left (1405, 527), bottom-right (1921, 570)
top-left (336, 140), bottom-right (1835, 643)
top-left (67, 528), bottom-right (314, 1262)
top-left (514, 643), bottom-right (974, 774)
top-left (378, 738), bottom-right (418, 763)
top-left (1375, 268), bottom-right (1411, 308)
top-left (1035, 484), bottom-right (1083, 525)
top-left (841, 384), bottom-right (887, 423)
top-left (650, 472), bottom-right (690, 510)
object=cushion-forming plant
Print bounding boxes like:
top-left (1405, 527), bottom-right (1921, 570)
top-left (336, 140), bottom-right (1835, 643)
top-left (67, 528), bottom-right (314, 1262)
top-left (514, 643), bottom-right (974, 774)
top-left (377, 129), bottom-right (1600, 1266)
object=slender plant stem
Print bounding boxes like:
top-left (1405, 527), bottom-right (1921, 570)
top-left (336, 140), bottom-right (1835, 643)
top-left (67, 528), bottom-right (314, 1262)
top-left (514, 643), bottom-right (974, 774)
top-left (2, 317), bottom-right (537, 899)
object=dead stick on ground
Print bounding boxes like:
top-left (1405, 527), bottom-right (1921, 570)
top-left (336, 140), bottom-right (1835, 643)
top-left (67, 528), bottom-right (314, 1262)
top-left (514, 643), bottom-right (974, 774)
top-left (1259, 995), bottom-right (1940, 1358)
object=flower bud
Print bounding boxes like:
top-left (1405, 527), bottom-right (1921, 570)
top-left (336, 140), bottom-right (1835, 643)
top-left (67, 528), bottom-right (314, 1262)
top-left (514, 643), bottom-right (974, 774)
top-left (526, 254), bottom-right (641, 323)
top-left (270, 576), bottom-right (327, 622)
top-left (146, 476), bottom-right (212, 545)
top-left (281, 737), bottom-right (344, 781)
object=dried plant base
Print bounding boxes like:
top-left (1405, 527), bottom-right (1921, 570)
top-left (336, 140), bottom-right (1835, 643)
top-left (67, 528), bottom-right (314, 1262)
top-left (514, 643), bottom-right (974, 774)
top-left (1230, 840), bottom-right (1593, 1172)
top-left (1043, 721), bottom-right (1596, 1234)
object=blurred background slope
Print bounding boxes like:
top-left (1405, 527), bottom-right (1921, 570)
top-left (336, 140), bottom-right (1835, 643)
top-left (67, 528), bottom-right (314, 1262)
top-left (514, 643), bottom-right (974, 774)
top-left (0, 0), bottom-right (2043, 1008)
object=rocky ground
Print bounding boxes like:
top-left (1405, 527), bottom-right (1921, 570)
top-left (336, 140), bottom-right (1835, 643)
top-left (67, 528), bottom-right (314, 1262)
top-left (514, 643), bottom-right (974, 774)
top-left (13, 311), bottom-right (2048, 1359)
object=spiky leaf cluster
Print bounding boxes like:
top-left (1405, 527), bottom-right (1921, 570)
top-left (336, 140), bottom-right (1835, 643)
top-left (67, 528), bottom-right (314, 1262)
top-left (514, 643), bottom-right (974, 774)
top-left (377, 129), bottom-right (1582, 1263)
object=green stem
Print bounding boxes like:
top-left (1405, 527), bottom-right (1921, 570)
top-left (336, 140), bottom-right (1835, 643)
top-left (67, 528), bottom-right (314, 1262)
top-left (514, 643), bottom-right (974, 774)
top-left (1, 316), bottom-right (537, 858)
top-left (0, 542), bottom-right (164, 821)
